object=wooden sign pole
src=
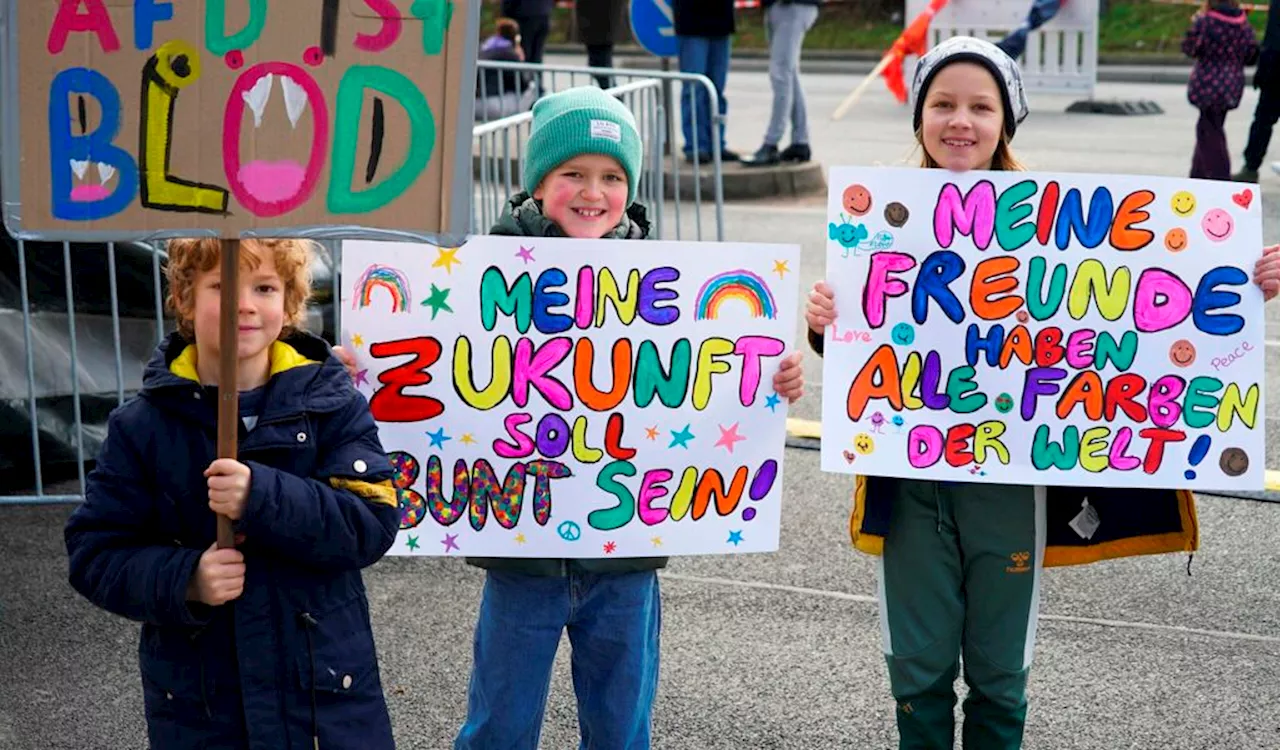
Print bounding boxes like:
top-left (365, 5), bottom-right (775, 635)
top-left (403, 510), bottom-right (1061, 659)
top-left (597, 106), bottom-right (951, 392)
top-left (215, 239), bottom-right (239, 550)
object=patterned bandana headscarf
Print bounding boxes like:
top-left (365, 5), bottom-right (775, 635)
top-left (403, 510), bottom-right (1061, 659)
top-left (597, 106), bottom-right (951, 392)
top-left (911, 35), bottom-right (1030, 139)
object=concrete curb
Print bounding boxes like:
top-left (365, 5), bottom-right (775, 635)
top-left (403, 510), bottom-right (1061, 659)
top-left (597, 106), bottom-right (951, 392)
top-left (664, 160), bottom-right (826, 201)
top-left (547, 44), bottom-right (1194, 68)
top-left (615, 55), bottom-right (1210, 86)
top-left (547, 45), bottom-right (1218, 86)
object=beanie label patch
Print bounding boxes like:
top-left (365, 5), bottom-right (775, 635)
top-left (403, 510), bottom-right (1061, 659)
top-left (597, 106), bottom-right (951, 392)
top-left (590, 119), bottom-right (622, 143)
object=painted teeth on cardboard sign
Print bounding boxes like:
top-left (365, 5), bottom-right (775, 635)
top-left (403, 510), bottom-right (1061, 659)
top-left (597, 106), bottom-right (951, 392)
top-left (242, 73), bottom-right (273, 127)
top-left (280, 75), bottom-right (308, 128)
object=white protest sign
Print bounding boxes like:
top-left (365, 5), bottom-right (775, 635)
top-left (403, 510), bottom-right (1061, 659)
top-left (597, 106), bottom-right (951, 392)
top-left (820, 167), bottom-right (1264, 490)
top-left (342, 236), bottom-right (801, 556)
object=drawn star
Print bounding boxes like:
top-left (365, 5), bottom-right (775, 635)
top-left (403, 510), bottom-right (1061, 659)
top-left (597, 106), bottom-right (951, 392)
top-left (350, 333), bottom-right (364, 348)
top-left (765, 393), bottom-right (782, 412)
top-left (432, 247), bottom-right (461, 274)
top-left (669, 424), bottom-right (695, 449)
top-left (651, 536), bottom-right (663, 548)
top-left (420, 283), bottom-right (453, 319)
top-left (460, 433), bottom-right (477, 445)
top-left (427, 427), bottom-right (452, 449)
top-left (603, 541), bottom-right (617, 554)
top-left (406, 534), bottom-right (420, 551)
top-left (727, 530), bottom-right (744, 546)
top-left (715, 423), bottom-right (747, 454)
top-left (515, 533), bottom-right (527, 545)
top-left (353, 369), bottom-right (369, 388)
top-left (773, 259), bottom-right (790, 278)
top-left (515, 245), bottom-right (536, 264)
top-left (441, 533), bottom-right (460, 553)
top-left (644, 426), bottom-right (659, 441)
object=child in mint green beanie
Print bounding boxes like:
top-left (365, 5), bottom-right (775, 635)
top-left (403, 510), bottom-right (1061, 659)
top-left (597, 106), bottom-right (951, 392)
top-left (490, 85), bottom-right (650, 239)
top-left (458, 84), bottom-right (663, 748)
top-left (459, 86), bottom-right (805, 749)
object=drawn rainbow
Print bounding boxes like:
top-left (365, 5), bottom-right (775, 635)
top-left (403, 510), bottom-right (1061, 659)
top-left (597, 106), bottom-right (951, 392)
top-left (352, 264), bottom-right (411, 312)
top-left (694, 269), bottom-right (778, 320)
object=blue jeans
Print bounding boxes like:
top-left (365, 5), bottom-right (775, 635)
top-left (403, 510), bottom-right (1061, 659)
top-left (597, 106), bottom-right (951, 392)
top-left (454, 570), bottom-right (662, 750)
top-left (678, 35), bottom-right (731, 158)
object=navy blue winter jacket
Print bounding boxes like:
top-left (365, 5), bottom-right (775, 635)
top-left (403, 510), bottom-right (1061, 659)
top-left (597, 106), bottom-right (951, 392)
top-left (674, 0), bottom-right (735, 37)
top-left (501, 0), bottom-right (554, 18)
top-left (65, 331), bottom-right (399, 750)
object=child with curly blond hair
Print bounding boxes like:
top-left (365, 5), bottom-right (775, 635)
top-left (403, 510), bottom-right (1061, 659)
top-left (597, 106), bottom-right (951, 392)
top-left (66, 238), bottom-right (400, 750)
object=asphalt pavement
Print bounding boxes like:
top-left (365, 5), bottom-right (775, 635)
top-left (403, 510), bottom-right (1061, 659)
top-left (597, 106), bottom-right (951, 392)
top-left (2, 59), bottom-right (1279, 749)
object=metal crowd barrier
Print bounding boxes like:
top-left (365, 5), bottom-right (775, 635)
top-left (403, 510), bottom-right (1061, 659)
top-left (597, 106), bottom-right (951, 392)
top-left (0, 239), bottom-right (342, 506)
top-left (2, 239), bottom-right (165, 504)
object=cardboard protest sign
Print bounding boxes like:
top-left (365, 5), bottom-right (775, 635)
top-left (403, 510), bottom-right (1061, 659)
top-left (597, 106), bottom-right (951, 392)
top-left (0, 0), bottom-right (478, 241)
top-left (341, 236), bottom-right (801, 557)
top-left (821, 167), bottom-right (1264, 490)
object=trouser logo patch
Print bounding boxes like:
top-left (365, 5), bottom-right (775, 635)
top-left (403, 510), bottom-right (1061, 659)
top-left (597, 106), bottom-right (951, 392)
top-left (1006, 551), bottom-right (1032, 573)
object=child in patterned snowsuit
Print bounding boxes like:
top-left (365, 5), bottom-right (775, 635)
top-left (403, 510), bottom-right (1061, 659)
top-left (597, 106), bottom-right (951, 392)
top-left (1184, 0), bottom-right (1260, 179)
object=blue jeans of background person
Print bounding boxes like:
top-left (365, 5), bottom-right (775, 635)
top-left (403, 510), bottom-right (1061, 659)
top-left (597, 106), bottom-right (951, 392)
top-left (678, 35), bottom-right (731, 159)
top-left (454, 569), bottom-right (661, 750)
top-left (763, 3), bottom-right (818, 148)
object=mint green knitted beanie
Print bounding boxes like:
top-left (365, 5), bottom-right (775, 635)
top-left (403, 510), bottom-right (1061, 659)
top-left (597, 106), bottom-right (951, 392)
top-left (523, 86), bottom-right (644, 206)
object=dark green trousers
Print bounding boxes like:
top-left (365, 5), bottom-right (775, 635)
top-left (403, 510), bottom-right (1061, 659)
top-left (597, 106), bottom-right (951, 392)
top-left (878, 479), bottom-right (1045, 750)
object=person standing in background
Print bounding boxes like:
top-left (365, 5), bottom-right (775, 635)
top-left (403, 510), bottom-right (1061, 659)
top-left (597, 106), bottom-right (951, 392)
top-left (741, 0), bottom-right (820, 167)
top-left (1182, 0), bottom-right (1258, 180)
top-left (475, 17), bottom-right (536, 121)
top-left (501, 0), bottom-right (552, 65)
top-left (1233, 0), bottom-right (1280, 181)
top-left (674, 0), bottom-right (741, 163)
top-left (577, 0), bottom-right (629, 89)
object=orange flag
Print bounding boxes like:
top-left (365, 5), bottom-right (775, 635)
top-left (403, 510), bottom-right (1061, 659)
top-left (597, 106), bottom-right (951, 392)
top-left (881, 0), bottom-right (950, 103)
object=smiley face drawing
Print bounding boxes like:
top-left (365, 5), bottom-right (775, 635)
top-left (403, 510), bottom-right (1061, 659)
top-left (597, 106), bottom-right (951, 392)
top-left (994, 393), bottom-right (1014, 413)
top-left (1171, 190), bottom-right (1196, 217)
top-left (1164, 228), bottom-right (1188, 252)
top-left (891, 323), bottom-right (915, 345)
top-left (884, 201), bottom-right (909, 227)
top-left (1169, 339), bottom-right (1196, 367)
top-left (843, 184), bottom-right (872, 216)
top-left (1219, 447), bottom-right (1249, 477)
top-left (1201, 209), bottom-right (1234, 242)
top-left (853, 433), bottom-right (875, 455)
